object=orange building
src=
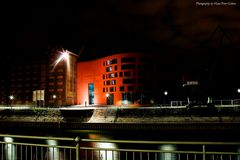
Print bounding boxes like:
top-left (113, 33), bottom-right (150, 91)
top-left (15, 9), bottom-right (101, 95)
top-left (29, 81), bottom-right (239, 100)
top-left (77, 53), bottom-right (165, 106)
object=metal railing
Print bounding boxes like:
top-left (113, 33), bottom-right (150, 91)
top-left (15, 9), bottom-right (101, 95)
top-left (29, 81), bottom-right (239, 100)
top-left (0, 134), bottom-right (240, 160)
top-left (170, 99), bottom-right (240, 107)
top-left (0, 134), bottom-right (79, 160)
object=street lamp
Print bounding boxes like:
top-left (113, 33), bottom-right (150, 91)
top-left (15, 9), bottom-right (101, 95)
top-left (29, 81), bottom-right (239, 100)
top-left (53, 94), bottom-right (57, 107)
top-left (9, 95), bottom-right (14, 109)
top-left (237, 88), bottom-right (240, 93)
top-left (164, 91), bottom-right (168, 96)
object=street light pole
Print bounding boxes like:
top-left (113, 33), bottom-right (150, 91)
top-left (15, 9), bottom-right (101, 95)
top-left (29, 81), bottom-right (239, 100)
top-left (53, 94), bottom-right (57, 107)
top-left (9, 95), bottom-right (14, 109)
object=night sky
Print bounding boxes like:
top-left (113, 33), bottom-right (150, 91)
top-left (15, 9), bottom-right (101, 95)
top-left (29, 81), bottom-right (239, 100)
top-left (1, 0), bottom-right (240, 97)
top-left (2, 0), bottom-right (240, 58)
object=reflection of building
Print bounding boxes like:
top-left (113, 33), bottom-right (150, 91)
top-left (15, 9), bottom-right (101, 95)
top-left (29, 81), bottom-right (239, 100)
top-left (77, 53), bottom-right (167, 106)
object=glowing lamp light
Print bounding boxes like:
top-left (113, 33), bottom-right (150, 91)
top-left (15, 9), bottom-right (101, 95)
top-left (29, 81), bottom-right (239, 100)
top-left (53, 94), bottom-right (57, 99)
top-left (53, 49), bottom-right (70, 72)
top-left (164, 91), bottom-right (168, 96)
top-left (238, 88), bottom-right (240, 93)
top-left (106, 93), bottom-right (110, 98)
top-left (9, 95), bottom-right (14, 100)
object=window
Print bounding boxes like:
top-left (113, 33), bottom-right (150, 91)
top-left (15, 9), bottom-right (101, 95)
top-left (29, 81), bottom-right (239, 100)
top-left (124, 71), bottom-right (131, 77)
top-left (103, 88), bottom-right (105, 92)
top-left (121, 64), bottom-right (136, 70)
top-left (114, 66), bottom-right (118, 71)
top-left (119, 72), bottom-right (123, 77)
top-left (106, 81), bottom-right (110, 85)
top-left (111, 80), bottom-right (116, 85)
top-left (106, 66), bottom-right (112, 72)
top-left (123, 79), bottom-right (136, 84)
top-left (115, 73), bottom-right (118, 77)
top-left (110, 87), bottom-right (115, 92)
top-left (121, 57), bottom-right (136, 63)
top-left (120, 86), bottom-right (124, 92)
top-left (103, 75), bottom-right (105, 79)
top-left (109, 73), bottom-right (115, 78)
top-left (106, 59), bottom-right (117, 65)
top-left (128, 86), bottom-right (134, 91)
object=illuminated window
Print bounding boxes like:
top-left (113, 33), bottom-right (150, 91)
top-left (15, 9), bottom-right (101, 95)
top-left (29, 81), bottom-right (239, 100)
top-left (111, 80), bottom-right (116, 85)
top-left (109, 73), bottom-right (115, 78)
top-left (57, 88), bottom-right (63, 92)
top-left (57, 82), bottom-right (63, 85)
top-left (106, 66), bottom-right (112, 72)
top-left (107, 59), bottom-right (117, 65)
top-left (57, 76), bottom-right (63, 79)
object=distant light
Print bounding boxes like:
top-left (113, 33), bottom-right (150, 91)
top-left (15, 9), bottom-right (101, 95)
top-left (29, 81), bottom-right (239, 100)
top-left (106, 93), bottom-right (109, 97)
top-left (164, 91), bottom-right (168, 96)
top-left (9, 95), bottom-right (14, 100)
top-left (122, 100), bottom-right (129, 105)
top-left (53, 94), bottom-right (57, 99)
top-left (238, 89), bottom-right (240, 93)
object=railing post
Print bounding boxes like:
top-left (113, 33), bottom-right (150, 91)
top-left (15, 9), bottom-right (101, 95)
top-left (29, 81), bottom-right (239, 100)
top-left (202, 144), bottom-right (206, 160)
top-left (75, 137), bottom-right (80, 160)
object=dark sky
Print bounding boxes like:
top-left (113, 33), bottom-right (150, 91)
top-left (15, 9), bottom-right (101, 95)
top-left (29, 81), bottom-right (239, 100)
top-left (2, 0), bottom-right (240, 59)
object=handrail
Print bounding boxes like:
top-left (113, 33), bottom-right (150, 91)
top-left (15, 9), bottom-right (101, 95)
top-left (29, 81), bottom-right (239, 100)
top-left (80, 138), bottom-right (240, 145)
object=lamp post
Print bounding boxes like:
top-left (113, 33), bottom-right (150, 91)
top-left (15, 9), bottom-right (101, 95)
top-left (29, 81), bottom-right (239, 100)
top-left (9, 95), bottom-right (14, 109)
top-left (53, 94), bottom-right (57, 107)
top-left (163, 91), bottom-right (168, 106)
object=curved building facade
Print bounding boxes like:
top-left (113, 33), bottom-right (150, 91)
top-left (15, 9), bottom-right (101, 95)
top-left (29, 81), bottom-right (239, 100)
top-left (77, 53), bottom-right (163, 106)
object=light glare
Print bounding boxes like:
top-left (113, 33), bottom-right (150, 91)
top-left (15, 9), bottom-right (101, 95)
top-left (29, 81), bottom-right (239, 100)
top-left (53, 49), bottom-right (70, 72)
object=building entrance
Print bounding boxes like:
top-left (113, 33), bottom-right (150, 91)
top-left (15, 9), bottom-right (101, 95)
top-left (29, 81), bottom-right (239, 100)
top-left (107, 93), bottom-right (114, 105)
top-left (88, 83), bottom-right (94, 105)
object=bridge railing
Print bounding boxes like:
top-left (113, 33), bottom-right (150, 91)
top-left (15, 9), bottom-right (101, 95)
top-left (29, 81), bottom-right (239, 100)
top-left (1, 134), bottom-right (240, 160)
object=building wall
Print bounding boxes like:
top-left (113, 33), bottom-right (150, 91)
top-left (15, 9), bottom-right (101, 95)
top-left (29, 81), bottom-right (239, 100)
top-left (46, 49), bottom-right (78, 107)
top-left (0, 56), bottom-right (46, 106)
top-left (77, 53), bottom-right (161, 106)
